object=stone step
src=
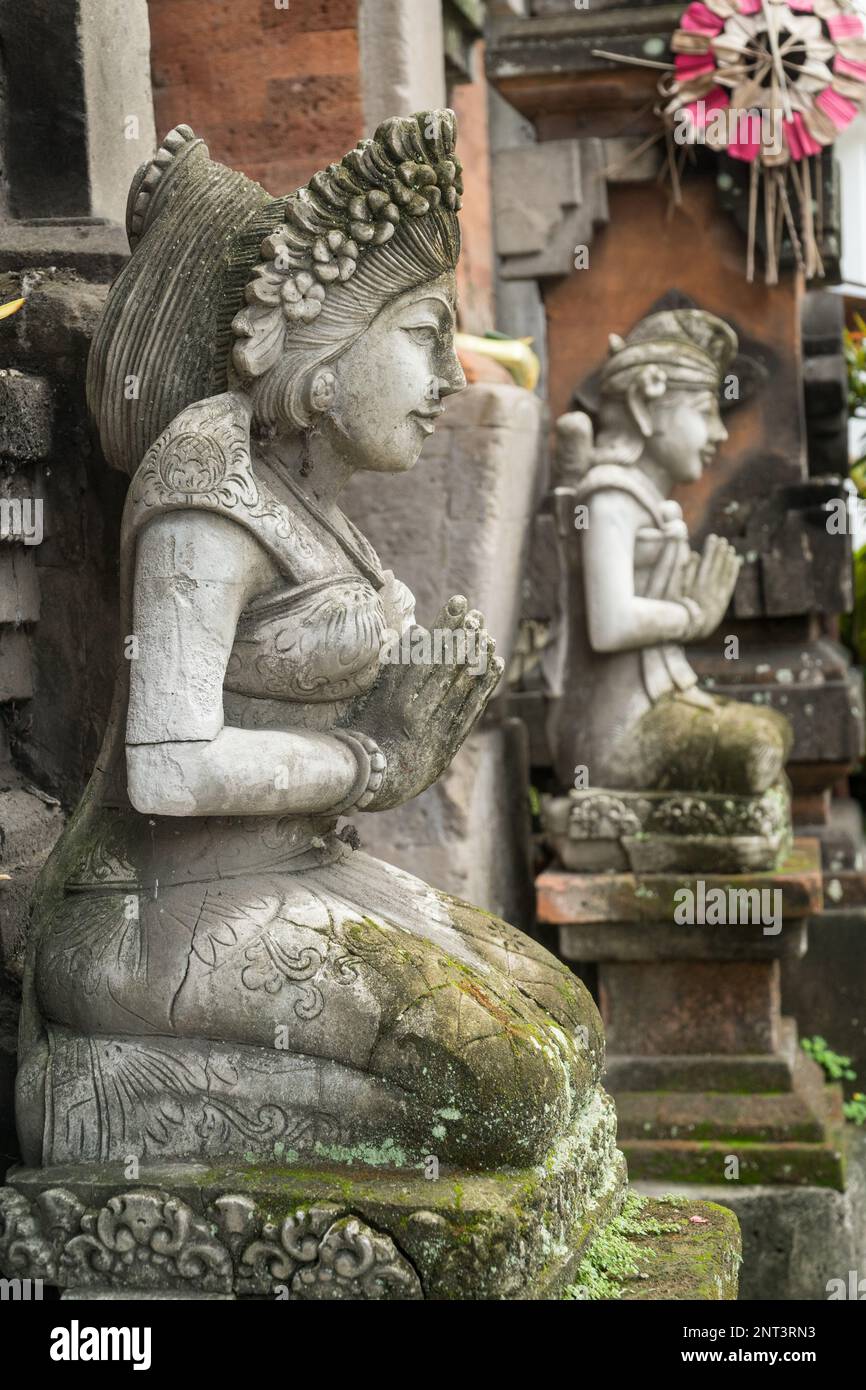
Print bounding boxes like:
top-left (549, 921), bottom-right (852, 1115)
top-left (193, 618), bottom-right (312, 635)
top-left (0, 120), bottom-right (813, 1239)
top-left (615, 1087), bottom-right (834, 1145)
top-left (621, 1131), bottom-right (847, 1189)
top-left (605, 1017), bottom-right (801, 1093)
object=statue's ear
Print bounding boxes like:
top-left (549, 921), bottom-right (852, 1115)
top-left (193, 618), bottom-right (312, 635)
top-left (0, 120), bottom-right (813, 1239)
top-left (308, 369), bottom-right (337, 414)
top-left (625, 366), bottom-right (667, 438)
top-left (625, 379), bottom-right (654, 439)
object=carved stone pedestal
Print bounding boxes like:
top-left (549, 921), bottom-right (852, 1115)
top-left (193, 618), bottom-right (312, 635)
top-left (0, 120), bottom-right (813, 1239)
top-left (0, 1094), bottom-right (628, 1300)
top-left (538, 839), bottom-right (866, 1296)
top-left (543, 783), bottom-right (791, 875)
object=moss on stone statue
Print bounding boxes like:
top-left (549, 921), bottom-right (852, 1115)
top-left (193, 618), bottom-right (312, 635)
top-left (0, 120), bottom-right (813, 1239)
top-left (174, 1087), bottom-right (628, 1297)
top-left (633, 691), bottom-right (791, 796)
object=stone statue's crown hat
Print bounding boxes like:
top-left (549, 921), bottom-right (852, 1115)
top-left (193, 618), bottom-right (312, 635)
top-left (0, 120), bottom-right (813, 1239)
top-left (87, 112), bottom-right (462, 474)
top-left (600, 309), bottom-right (738, 395)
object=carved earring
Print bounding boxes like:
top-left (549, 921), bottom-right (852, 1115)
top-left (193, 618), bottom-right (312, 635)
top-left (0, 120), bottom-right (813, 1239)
top-left (309, 369), bottom-right (337, 414)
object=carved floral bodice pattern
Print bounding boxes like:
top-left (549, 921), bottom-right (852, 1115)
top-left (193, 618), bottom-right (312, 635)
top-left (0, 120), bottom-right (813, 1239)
top-left (123, 391), bottom-right (415, 711)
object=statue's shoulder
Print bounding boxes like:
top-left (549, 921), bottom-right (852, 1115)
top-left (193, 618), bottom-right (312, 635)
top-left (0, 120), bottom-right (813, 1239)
top-left (127, 392), bottom-right (259, 517)
top-left (573, 464), bottom-right (664, 526)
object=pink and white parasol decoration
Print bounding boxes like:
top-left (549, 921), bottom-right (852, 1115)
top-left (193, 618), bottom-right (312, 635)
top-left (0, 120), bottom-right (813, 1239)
top-left (660, 0), bottom-right (866, 279)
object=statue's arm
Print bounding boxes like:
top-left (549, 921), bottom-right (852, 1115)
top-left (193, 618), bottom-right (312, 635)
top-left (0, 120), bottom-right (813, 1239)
top-left (582, 490), bottom-right (692, 653)
top-left (125, 511), bottom-right (361, 817)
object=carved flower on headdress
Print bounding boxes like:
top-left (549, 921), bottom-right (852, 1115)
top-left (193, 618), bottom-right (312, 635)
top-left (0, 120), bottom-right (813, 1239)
top-left (638, 363), bottom-right (669, 398)
top-left (311, 230), bottom-right (360, 283)
top-left (346, 190), bottom-right (402, 245)
top-left (282, 272), bottom-right (326, 322)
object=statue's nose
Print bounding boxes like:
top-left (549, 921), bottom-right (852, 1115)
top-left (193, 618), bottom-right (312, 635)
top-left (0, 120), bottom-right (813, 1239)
top-left (439, 349), bottom-right (467, 397)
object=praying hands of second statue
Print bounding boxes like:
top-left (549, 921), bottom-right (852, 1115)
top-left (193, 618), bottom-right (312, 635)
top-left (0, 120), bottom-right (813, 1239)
top-left (650, 525), bottom-right (745, 644)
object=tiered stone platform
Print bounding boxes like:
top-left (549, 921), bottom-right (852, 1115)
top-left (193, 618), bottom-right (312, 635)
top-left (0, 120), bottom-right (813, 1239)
top-left (538, 839), bottom-right (866, 1297)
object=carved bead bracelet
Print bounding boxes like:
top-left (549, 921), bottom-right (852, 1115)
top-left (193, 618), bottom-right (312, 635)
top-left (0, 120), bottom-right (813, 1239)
top-left (331, 730), bottom-right (387, 814)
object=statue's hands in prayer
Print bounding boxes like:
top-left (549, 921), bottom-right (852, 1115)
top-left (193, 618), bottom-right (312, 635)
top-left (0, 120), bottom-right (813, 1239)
top-left (675, 534), bottom-right (742, 641)
top-left (346, 595), bottom-right (504, 811)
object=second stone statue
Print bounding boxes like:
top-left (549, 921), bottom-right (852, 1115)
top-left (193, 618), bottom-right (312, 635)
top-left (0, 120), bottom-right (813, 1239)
top-left (544, 309), bottom-right (793, 873)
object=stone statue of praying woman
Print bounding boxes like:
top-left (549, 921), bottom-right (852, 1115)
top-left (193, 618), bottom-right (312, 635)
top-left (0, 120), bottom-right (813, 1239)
top-left (544, 310), bottom-right (792, 871)
top-left (15, 114), bottom-right (611, 1175)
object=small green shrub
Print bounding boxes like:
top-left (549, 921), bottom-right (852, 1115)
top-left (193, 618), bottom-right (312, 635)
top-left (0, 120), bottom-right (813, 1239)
top-left (801, 1035), bottom-right (857, 1082)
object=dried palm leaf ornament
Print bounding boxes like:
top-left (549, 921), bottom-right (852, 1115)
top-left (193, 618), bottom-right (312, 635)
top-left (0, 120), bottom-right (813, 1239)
top-left (596, 0), bottom-right (866, 284)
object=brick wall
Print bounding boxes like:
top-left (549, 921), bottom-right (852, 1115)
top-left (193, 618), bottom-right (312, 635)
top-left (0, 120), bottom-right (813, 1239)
top-left (450, 43), bottom-right (495, 336)
top-left (147, 0), bottom-right (496, 331)
top-left (147, 0), bottom-right (363, 195)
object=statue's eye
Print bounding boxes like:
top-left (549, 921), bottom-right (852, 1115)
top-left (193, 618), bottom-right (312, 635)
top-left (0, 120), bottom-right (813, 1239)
top-left (404, 324), bottom-right (439, 346)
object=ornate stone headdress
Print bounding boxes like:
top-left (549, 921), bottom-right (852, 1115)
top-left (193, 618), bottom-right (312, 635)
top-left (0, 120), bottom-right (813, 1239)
top-left (232, 111), bottom-right (461, 381)
top-left (87, 111), bottom-right (462, 475)
top-left (600, 309), bottom-right (738, 395)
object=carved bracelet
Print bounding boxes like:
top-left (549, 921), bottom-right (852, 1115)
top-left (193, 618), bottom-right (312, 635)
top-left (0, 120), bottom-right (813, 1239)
top-left (675, 597), bottom-right (703, 641)
top-left (331, 730), bottom-right (387, 814)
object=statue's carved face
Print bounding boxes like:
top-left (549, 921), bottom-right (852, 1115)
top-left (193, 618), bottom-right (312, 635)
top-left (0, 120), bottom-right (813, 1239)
top-left (319, 273), bottom-right (465, 473)
top-left (643, 387), bottom-right (728, 484)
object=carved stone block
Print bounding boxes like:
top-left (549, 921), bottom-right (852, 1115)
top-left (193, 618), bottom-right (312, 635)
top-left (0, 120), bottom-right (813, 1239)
top-left (492, 138), bottom-right (608, 279)
top-left (0, 1093), bottom-right (627, 1299)
top-left (543, 783), bottom-right (791, 873)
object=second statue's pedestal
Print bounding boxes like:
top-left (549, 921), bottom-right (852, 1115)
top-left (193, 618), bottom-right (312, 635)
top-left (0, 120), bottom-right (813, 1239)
top-left (537, 839), bottom-right (866, 1298)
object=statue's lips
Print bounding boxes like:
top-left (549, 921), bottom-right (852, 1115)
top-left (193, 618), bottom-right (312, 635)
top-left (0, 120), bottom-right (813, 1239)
top-left (411, 408), bottom-right (444, 435)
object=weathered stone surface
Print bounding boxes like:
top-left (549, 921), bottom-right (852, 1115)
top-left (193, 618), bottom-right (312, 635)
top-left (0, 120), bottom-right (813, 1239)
top-left (0, 0), bottom-right (155, 223)
top-left (0, 989), bottom-right (18, 1179)
top-left (636, 1128), bottom-right (866, 1299)
top-left (615, 1056), bottom-right (835, 1145)
top-left (601, 961), bottom-right (781, 1057)
top-left (0, 548), bottom-right (39, 625)
top-left (559, 919), bottom-right (808, 963)
top-left (537, 838), bottom-right (823, 926)
top-left (782, 907), bottom-right (866, 1092)
top-left (343, 382), bottom-right (545, 679)
top-left (802, 291), bottom-right (848, 476)
top-left (352, 722), bottom-right (535, 929)
top-left (797, 796), bottom-right (865, 873)
top-left (0, 222), bottom-right (128, 282)
top-left (729, 482), bottom-right (853, 619)
top-left (0, 371), bottom-right (53, 461)
top-left (0, 781), bottom-right (64, 977)
top-left (358, 0), bottom-right (446, 134)
top-left (487, 84), bottom-right (548, 385)
top-left (0, 628), bottom-right (33, 701)
top-left (568, 1194), bottom-right (741, 1301)
top-left (604, 1021), bottom-right (800, 1095)
top-left (544, 783), bottom-right (791, 874)
top-left (623, 1133), bottom-right (845, 1189)
top-left (486, 5), bottom-right (681, 116)
top-left (3, 275), bottom-right (109, 385)
top-left (492, 138), bottom-right (608, 280)
top-left (0, 1093), bottom-right (627, 1299)
top-left (691, 638), bottom-right (864, 767)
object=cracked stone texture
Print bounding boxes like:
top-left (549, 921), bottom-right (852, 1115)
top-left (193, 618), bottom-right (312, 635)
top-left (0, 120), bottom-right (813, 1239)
top-left (28, 839), bottom-right (606, 1170)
